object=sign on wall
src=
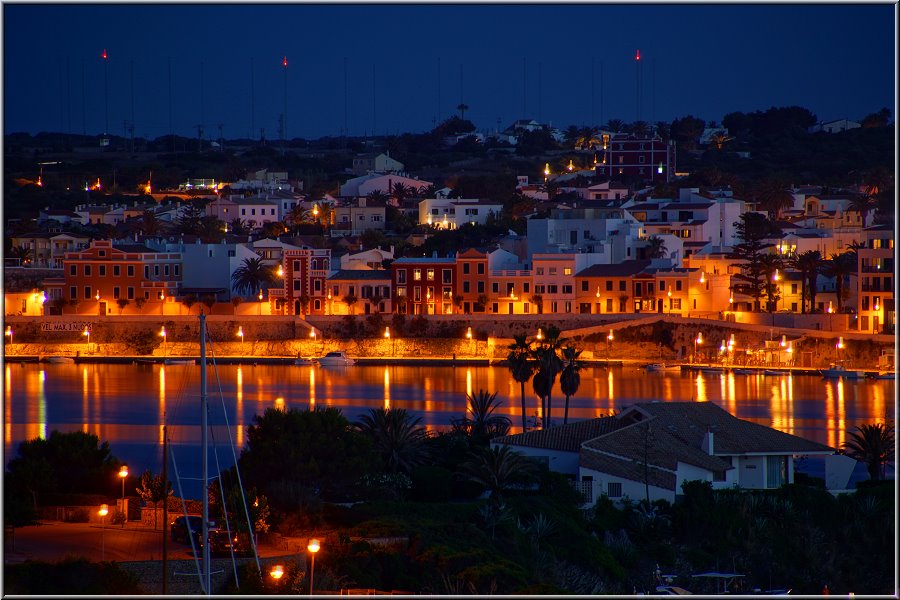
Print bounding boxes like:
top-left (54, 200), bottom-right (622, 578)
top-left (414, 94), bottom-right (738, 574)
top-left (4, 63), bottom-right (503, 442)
top-left (40, 322), bottom-right (93, 333)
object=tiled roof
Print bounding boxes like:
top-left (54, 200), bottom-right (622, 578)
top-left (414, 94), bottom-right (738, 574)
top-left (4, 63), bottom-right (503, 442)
top-left (493, 415), bottom-right (621, 453)
top-left (627, 402), bottom-right (834, 455)
top-left (579, 447), bottom-right (677, 491)
top-left (327, 270), bottom-right (391, 281)
top-left (662, 202), bottom-right (714, 210)
top-left (392, 257), bottom-right (456, 264)
top-left (583, 419), bottom-right (732, 475)
top-left (112, 244), bottom-right (158, 253)
top-left (576, 260), bottom-right (652, 278)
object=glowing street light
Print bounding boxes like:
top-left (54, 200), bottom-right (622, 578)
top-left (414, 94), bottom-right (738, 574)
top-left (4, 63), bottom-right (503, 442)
top-left (118, 465), bottom-right (128, 505)
top-left (160, 326), bottom-right (167, 358)
top-left (606, 329), bottom-right (614, 360)
top-left (98, 504), bottom-right (109, 561)
top-left (269, 564), bottom-right (285, 580)
top-left (277, 264), bottom-right (284, 278)
top-left (536, 327), bottom-right (544, 342)
top-left (694, 332), bottom-right (703, 363)
top-left (466, 326), bottom-right (474, 355)
top-left (83, 326), bottom-right (91, 351)
top-left (5, 326), bottom-right (12, 346)
top-left (258, 290), bottom-right (264, 315)
top-left (237, 326), bottom-right (244, 351)
top-left (307, 538), bottom-right (321, 595)
top-left (667, 289), bottom-right (672, 315)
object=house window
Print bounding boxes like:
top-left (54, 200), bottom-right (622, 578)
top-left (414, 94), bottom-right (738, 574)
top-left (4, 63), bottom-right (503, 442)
top-left (293, 280), bottom-right (302, 291)
top-left (113, 265), bottom-right (120, 276)
top-left (562, 285), bottom-right (573, 294)
top-left (766, 456), bottom-right (787, 488)
top-left (414, 287), bottom-right (421, 302)
top-left (113, 287), bottom-right (120, 299)
top-left (174, 265), bottom-right (180, 276)
top-left (564, 267), bottom-right (572, 275)
top-left (676, 280), bottom-right (682, 291)
top-left (659, 281), bottom-right (666, 291)
top-left (99, 265), bottom-right (106, 276)
top-left (607, 482), bottom-right (622, 498)
top-left (84, 265), bottom-right (91, 276)
top-left (620, 281), bottom-right (626, 291)
top-left (673, 299), bottom-right (682, 309)
top-left (427, 269), bottom-right (435, 281)
top-left (442, 269), bottom-right (452, 284)
top-left (477, 281), bottom-right (485, 293)
top-left (314, 299), bottom-right (321, 310)
top-left (396, 286), bottom-right (406, 297)
top-left (414, 269), bottom-right (422, 281)
top-left (294, 260), bottom-right (301, 271)
top-left (463, 281), bottom-right (470, 293)
top-left (581, 281), bottom-right (589, 292)
top-left (463, 263), bottom-right (471, 274)
top-left (492, 282), bottom-right (499, 293)
top-left (127, 287), bottom-right (134, 300)
top-left (70, 286), bottom-right (77, 299)
top-left (397, 269), bottom-right (407, 284)
top-left (606, 298), bottom-right (613, 312)
top-left (165, 265), bottom-right (170, 276)
top-left (84, 286), bottom-right (92, 299)
top-left (606, 280), bottom-right (613, 291)
top-left (477, 263), bottom-right (485, 275)
top-left (536, 268), bottom-right (544, 276)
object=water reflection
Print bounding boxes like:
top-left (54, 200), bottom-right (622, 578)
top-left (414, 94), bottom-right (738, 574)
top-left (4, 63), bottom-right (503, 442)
top-left (3, 364), bottom-right (893, 493)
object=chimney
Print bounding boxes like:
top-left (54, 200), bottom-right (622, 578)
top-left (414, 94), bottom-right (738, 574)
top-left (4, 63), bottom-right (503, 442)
top-left (702, 427), bottom-right (715, 455)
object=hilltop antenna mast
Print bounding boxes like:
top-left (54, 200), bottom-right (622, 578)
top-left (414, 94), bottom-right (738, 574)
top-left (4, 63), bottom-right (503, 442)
top-left (635, 49), bottom-right (642, 123)
top-left (372, 63), bottom-right (376, 136)
top-left (282, 55), bottom-right (288, 154)
top-left (343, 56), bottom-right (348, 137)
top-left (250, 57), bottom-right (255, 140)
top-left (67, 57), bottom-right (72, 133)
top-left (102, 48), bottom-right (109, 135)
top-left (436, 57), bottom-right (441, 123)
top-left (81, 60), bottom-right (86, 135)
top-left (522, 57), bottom-right (526, 117)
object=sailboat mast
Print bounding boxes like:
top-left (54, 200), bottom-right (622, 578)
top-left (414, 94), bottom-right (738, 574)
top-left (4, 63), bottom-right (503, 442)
top-left (162, 421), bottom-right (168, 595)
top-left (200, 313), bottom-right (210, 594)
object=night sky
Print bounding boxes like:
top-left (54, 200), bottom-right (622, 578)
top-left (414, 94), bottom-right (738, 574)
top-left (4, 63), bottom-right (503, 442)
top-left (3, 3), bottom-right (895, 140)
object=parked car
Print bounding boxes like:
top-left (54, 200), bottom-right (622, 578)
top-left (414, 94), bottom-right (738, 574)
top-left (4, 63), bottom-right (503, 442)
top-left (204, 529), bottom-right (251, 557)
top-left (170, 515), bottom-right (215, 545)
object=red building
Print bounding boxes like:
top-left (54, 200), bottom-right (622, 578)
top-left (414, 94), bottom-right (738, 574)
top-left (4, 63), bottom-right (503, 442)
top-left (44, 239), bottom-right (181, 315)
top-left (594, 133), bottom-right (675, 183)
top-left (391, 257), bottom-right (457, 315)
top-left (281, 248), bottom-right (332, 315)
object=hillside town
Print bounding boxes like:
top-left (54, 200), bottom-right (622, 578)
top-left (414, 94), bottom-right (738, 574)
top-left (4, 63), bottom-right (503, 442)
top-left (4, 118), bottom-right (894, 343)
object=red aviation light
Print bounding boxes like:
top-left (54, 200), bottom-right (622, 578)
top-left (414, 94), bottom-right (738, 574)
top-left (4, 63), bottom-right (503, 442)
top-left (635, 49), bottom-right (640, 61)
top-left (283, 56), bottom-right (288, 67)
top-left (102, 49), bottom-right (108, 60)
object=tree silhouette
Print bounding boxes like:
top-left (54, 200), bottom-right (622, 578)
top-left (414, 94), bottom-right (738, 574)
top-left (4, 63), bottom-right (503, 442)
top-left (457, 103), bottom-right (469, 119)
top-left (506, 334), bottom-right (534, 431)
top-left (843, 422), bottom-right (894, 480)
top-left (559, 345), bottom-right (583, 425)
top-left (231, 256), bottom-right (276, 298)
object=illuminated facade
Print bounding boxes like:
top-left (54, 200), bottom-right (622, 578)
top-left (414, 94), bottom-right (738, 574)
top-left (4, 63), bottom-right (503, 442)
top-left (594, 133), bottom-right (675, 183)
top-left (391, 257), bottom-right (457, 315)
top-left (281, 248), bottom-right (332, 316)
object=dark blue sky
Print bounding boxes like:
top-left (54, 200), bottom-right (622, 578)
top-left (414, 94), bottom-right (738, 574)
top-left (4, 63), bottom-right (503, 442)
top-left (3, 3), bottom-right (895, 140)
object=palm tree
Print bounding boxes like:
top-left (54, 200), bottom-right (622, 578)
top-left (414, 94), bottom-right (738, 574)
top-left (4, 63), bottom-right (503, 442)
top-left (7, 245), bottom-right (32, 266)
top-left (823, 252), bottom-right (856, 312)
top-left (229, 218), bottom-right (250, 236)
top-left (709, 132), bottom-right (734, 151)
top-left (459, 445), bottom-right (536, 502)
top-left (843, 422), bottom-right (895, 480)
top-left (529, 325), bottom-right (565, 427)
top-left (847, 193), bottom-right (878, 227)
top-left (391, 182), bottom-right (411, 205)
top-left (366, 190), bottom-right (390, 204)
top-left (606, 119), bottom-right (625, 133)
top-left (453, 390), bottom-right (511, 446)
top-left (559, 345), bottom-right (583, 425)
top-left (645, 235), bottom-right (667, 260)
top-left (506, 334), bottom-right (534, 431)
top-left (355, 408), bottom-right (430, 475)
top-left (759, 253), bottom-right (784, 313)
top-left (457, 103), bottom-right (469, 120)
top-left (793, 250), bottom-right (823, 313)
top-left (231, 256), bottom-right (276, 298)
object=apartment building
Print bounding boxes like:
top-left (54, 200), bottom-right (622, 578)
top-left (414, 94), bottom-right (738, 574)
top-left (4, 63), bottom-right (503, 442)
top-left (594, 133), bottom-right (675, 183)
top-left (391, 257), bottom-right (457, 315)
top-left (280, 248), bottom-right (333, 316)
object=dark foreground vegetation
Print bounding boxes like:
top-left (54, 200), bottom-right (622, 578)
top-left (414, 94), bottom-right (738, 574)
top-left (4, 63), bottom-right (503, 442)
top-left (4, 401), bottom-right (895, 594)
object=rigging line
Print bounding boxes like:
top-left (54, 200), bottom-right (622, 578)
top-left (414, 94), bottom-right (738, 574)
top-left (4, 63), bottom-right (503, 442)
top-left (211, 432), bottom-right (241, 588)
top-left (206, 331), bottom-right (263, 574)
top-left (169, 441), bottom-right (205, 591)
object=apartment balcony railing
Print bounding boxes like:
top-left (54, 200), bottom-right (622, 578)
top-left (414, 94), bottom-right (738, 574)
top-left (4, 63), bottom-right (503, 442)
top-left (490, 270), bottom-right (531, 277)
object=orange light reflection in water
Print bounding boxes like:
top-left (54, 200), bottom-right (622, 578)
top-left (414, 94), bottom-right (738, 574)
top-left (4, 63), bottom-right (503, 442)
top-left (383, 367), bottom-right (390, 410)
top-left (234, 366), bottom-right (243, 448)
top-left (825, 381), bottom-right (836, 450)
top-left (159, 367), bottom-right (166, 444)
top-left (695, 372), bottom-right (707, 403)
top-left (5, 365), bottom-right (12, 445)
top-left (308, 367), bottom-right (315, 410)
top-left (836, 379), bottom-right (846, 450)
top-left (82, 367), bottom-right (90, 434)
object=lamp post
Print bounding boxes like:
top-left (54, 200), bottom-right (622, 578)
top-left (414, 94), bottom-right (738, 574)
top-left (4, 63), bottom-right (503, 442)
top-left (873, 300), bottom-right (881, 334)
top-left (118, 465), bottom-right (128, 521)
top-left (606, 330), bottom-right (614, 361)
top-left (536, 328), bottom-right (543, 343)
top-left (327, 291), bottom-right (332, 316)
top-left (98, 504), bottom-right (109, 561)
top-left (95, 291), bottom-right (101, 315)
top-left (307, 538), bottom-right (320, 595)
top-left (258, 290), bottom-right (264, 315)
top-left (5, 326), bottom-right (11, 347)
top-left (160, 326), bottom-right (167, 358)
top-left (466, 326), bottom-right (473, 356)
top-left (667, 289), bottom-right (672, 316)
top-left (159, 291), bottom-right (165, 316)
top-left (237, 326), bottom-right (244, 353)
top-left (83, 326), bottom-right (91, 353)
top-left (384, 327), bottom-right (391, 356)
top-left (694, 332), bottom-right (703, 364)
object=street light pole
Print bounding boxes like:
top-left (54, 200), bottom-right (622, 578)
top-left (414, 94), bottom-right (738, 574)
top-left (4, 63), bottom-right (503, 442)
top-left (307, 538), bottom-right (320, 595)
top-left (118, 465), bottom-right (128, 521)
top-left (237, 326), bottom-right (244, 353)
top-left (98, 504), bottom-right (108, 561)
top-left (160, 326), bottom-right (167, 358)
top-left (5, 326), bottom-right (12, 347)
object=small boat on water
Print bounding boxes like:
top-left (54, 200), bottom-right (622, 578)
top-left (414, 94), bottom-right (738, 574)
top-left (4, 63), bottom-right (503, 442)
top-left (164, 358), bottom-right (196, 366)
top-left (698, 367), bottom-right (723, 375)
top-left (732, 368), bottom-right (756, 375)
top-left (820, 363), bottom-right (865, 380)
top-left (874, 371), bottom-right (895, 380)
top-left (646, 363), bottom-right (680, 372)
top-left (318, 351), bottom-right (356, 366)
top-left (294, 357), bottom-right (318, 366)
top-left (45, 356), bottom-right (75, 364)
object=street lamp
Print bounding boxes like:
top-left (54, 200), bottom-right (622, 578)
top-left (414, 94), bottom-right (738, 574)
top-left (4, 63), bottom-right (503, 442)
top-left (307, 538), bottom-right (321, 595)
top-left (95, 291), bottom-right (102, 315)
top-left (269, 564), bottom-right (285, 581)
top-left (5, 326), bottom-right (12, 346)
top-left (159, 291), bottom-right (165, 316)
top-left (536, 328), bottom-right (543, 342)
top-left (98, 504), bottom-right (109, 561)
top-left (606, 330), bottom-right (614, 361)
top-left (466, 326), bottom-right (473, 355)
top-left (83, 326), bottom-right (91, 352)
top-left (667, 289), bottom-right (672, 315)
top-left (160, 326), bottom-right (167, 358)
top-left (118, 464), bottom-right (128, 501)
top-left (384, 327), bottom-right (391, 356)
top-left (237, 326), bottom-right (244, 352)
top-left (694, 332), bottom-right (703, 364)
top-left (327, 291), bottom-right (332, 316)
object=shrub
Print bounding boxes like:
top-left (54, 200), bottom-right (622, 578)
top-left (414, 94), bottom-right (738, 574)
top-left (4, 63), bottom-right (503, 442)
top-left (410, 466), bottom-right (454, 502)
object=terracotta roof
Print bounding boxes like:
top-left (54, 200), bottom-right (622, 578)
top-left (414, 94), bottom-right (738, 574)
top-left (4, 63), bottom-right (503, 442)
top-left (493, 415), bottom-right (622, 453)
top-left (327, 270), bottom-right (391, 281)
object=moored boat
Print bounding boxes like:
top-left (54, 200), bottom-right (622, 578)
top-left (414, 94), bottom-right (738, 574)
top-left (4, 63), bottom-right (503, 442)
top-left (45, 356), bottom-right (75, 364)
top-left (164, 358), bottom-right (196, 366)
top-left (294, 357), bottom-right (318, 366)
top-left (820, 363), bottom-right (865, 380)
top-left (318, 351), bottom-right (356, 366)
top-left (646, 362), bottom-right (680, 372)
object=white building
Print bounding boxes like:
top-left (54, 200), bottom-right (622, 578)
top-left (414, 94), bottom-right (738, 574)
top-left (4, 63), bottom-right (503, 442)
top-left (418, 198), bottom-right (503, 230)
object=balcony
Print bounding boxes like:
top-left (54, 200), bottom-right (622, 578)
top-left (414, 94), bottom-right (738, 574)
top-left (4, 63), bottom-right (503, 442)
top-left (490, 270), bottom-right (531, 277)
